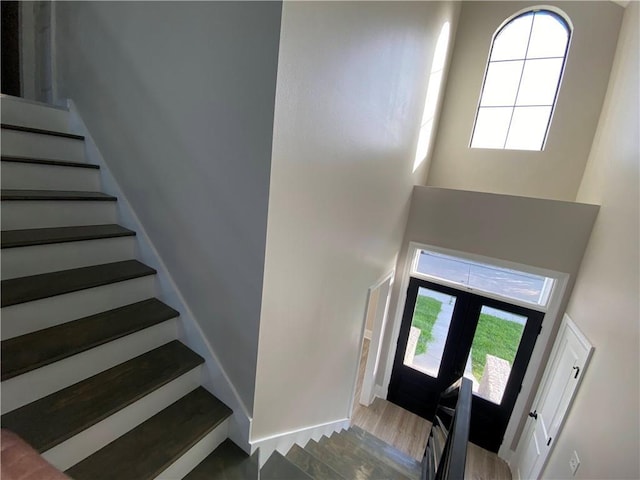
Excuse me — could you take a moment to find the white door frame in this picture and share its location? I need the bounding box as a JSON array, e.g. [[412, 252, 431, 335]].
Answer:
[[512, 313, 594, 479], [358, 271, 394, 407]]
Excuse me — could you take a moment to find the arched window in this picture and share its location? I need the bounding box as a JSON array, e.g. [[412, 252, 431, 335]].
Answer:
[[470, 8, 571, 151]]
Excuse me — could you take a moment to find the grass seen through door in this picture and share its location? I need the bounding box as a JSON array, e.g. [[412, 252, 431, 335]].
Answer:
[[412, 295, 442, 356], [411, 292, 526, 382], [471, 314, 525, 381]]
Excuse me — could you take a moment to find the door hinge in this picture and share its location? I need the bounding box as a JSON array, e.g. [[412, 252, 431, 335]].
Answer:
[[538, 325, 543, 335], [572, 365, 580, 379], [547, 437, 552, 446]]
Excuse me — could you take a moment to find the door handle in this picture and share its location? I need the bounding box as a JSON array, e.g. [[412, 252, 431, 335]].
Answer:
[[528, 410, 538, 420]]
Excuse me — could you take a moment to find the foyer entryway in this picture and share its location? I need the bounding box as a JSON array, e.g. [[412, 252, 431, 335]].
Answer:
[[353, 338, 512, 478]]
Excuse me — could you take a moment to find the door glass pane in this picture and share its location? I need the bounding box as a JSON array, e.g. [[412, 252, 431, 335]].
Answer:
[[403, 287, 457, 378], [464, 306, 527, 404]]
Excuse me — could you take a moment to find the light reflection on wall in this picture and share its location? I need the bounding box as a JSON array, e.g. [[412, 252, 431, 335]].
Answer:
[[413, 22, 450, 172]]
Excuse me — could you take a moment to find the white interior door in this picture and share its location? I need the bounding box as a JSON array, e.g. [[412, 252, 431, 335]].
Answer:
[[514, 314, 593, 479]]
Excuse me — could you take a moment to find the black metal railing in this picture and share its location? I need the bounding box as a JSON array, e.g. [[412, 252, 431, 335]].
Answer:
[[422, 377, 472, 480]]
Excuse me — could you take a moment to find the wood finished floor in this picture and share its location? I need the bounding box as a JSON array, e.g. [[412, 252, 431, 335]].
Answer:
[[351, 339, 512, 480]]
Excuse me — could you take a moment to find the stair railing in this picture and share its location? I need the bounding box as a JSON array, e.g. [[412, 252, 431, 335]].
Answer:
[[422, 377, 472, 480]]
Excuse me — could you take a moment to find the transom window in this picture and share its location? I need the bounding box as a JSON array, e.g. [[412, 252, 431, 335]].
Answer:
[[470, 9, 571, 151], [412, 249, 555, 308]]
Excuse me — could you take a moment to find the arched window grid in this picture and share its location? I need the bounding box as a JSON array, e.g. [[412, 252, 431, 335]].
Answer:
[[470, 8, 572, 151]]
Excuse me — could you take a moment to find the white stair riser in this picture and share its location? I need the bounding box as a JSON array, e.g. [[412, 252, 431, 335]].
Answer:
[[156, 419, 230, 480], [42, 367, 203, 472], [1, 200, 118, 229], [1, 96, 71, 132], [1, 319, 179, 414], [1, 237, 136, 280], [1, 129, 86, 162], [1, 162, 101, 191], [1, 276, 157, 340]]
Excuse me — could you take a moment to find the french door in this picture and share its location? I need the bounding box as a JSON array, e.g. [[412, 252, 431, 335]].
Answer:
[[388, 277, 544, 452]]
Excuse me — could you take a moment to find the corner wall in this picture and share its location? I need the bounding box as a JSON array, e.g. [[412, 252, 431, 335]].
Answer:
[[252, 1, 460, 443], [54, 1, 282, 413], [542, 3, 639, 478], [425, 1, 623, 201]]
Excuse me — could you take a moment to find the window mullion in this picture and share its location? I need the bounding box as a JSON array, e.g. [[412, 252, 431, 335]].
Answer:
[[503, 11, 536, 149]]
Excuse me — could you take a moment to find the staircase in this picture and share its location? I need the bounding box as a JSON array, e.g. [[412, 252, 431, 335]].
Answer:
[[184, 426, 422, 480], [1, 96, 424, 479], [0, 96, 238, 478]]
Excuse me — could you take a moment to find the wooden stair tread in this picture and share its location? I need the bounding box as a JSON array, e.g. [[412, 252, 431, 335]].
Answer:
[[184, 439, 258, 480], [66, 387, 232, 480], [1, 189, 116, 201], [307, 437, 410, 480], [286, 443, 347, 480], [1, 298, 179, 380], [1, 155, 99, 169], [344, 426, 422, 479], [261, 451, 313, 480], [1, 340, 203, 452], [1, 123, 84, 140], [1, 260, 156, 307], [1, 224, 135, 248]]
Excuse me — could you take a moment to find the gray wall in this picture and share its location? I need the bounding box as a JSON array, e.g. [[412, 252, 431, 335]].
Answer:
[[252, 1, 460, 441], [426, 1, 623, 201], [544, 3, 639, 478], [55, 1, 282, 412]]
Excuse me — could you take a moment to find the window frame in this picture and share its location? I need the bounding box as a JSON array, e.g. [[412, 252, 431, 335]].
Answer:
[[409, 246, 557, 312], [469, 7, 573, 151]]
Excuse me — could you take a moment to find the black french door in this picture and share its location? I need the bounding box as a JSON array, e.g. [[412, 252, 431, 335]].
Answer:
[[388, 277, 544, 452]]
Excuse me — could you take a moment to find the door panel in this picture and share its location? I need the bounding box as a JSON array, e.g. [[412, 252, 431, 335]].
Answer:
[[389, 277, 544, 452], [513, 315, 593, 479], [388, 279, 469, 418]]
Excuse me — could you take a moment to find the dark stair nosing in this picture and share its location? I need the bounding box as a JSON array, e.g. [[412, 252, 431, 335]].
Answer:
[[1, 260, 156, 307], [2, 155, 99, 169], [1, 123, 85, 140], [1, 189, 116, 201], [65, 387, 232, 480], [1, 224, 136, 249], [286, 443, 347, 480], [261, 451, 313, 480], [184, 439, 258, 480], [1, 298, 179, 381], [342, 427, 422, 479], [0, 340, 204, 453]]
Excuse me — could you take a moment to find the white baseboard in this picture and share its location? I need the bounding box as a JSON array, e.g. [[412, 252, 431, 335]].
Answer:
[[67, 101, 253, 452], [250, 417, 350, 468]]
